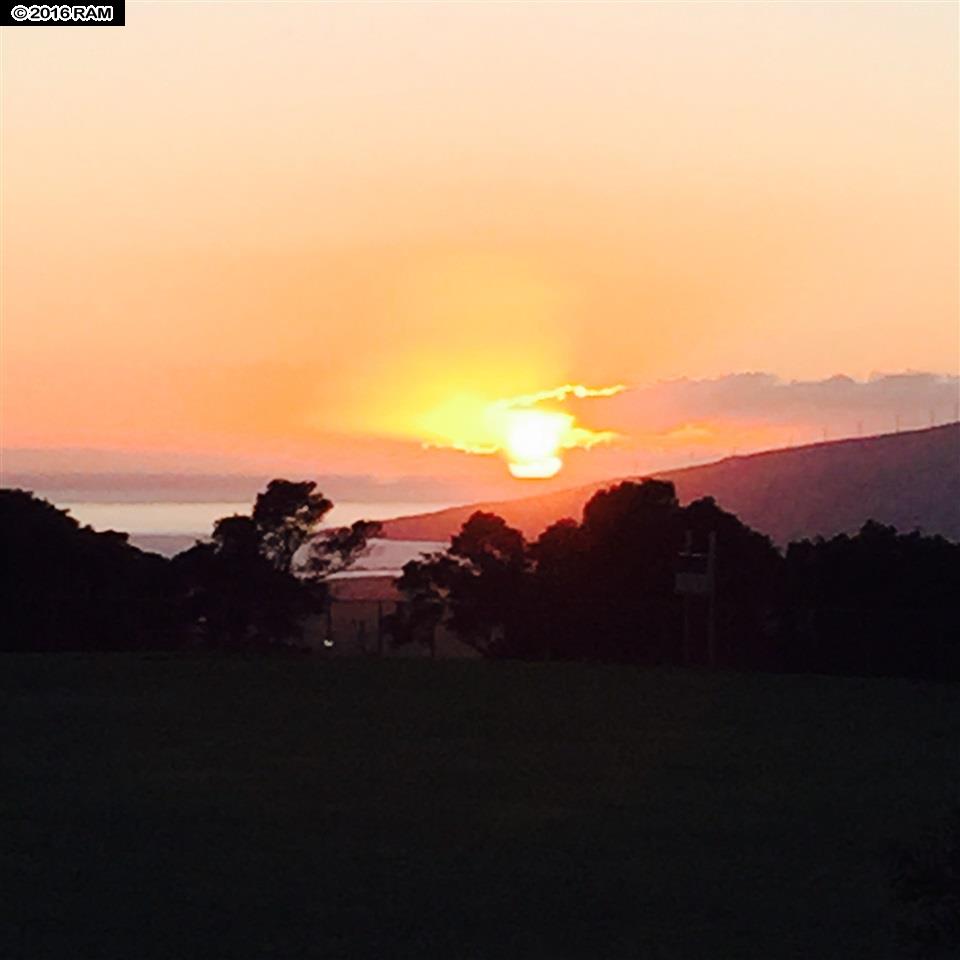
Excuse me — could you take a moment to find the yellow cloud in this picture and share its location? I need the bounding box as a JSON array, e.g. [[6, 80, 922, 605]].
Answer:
[[420, 383, 625, 478]]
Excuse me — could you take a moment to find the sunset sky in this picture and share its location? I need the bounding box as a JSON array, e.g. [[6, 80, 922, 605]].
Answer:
[[2, 1, 958, 497]]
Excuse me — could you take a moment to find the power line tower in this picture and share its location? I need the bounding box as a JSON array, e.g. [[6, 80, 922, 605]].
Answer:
[[675, 531, 717, 667]]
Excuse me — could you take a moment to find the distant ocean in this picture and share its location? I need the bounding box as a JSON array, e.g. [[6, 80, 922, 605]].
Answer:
[[61, 501, 452, 557]]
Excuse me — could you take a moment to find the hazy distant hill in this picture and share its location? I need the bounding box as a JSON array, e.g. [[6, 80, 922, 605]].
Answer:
[[380, 424, 960, 545]]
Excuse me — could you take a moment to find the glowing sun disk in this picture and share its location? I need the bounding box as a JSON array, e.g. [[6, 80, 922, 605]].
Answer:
[[504, 409, 569, 479], [416, 383, 624, 479]]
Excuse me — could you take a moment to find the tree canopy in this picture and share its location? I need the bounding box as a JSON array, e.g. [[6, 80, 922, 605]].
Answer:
[[3, 476, 956, 678], [395, 479, 958, 677]]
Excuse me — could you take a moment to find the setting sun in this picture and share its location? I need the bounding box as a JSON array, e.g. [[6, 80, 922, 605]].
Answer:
[[414, 384, 624, 480], [504, 410, 568, 479]]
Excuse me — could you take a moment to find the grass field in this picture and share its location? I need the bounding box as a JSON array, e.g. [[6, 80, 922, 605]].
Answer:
[[2, 655, 958, 959]]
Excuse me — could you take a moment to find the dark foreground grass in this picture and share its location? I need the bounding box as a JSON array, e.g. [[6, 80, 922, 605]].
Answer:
[[2, 655, 958, 959]]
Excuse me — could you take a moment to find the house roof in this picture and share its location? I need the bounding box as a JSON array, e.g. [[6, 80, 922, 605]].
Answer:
[[333, 538, 446, 574], [327, 575, 402, 602]]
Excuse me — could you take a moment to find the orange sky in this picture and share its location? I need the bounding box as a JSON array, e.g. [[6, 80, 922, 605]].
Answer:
[[2, 2, 958, 489]]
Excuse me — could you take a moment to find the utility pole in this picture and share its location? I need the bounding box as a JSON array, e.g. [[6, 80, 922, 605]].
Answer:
[[676, 531, 717, 667], [680, 531, 693, 666], [377, 601, 384, 657], [706, 532, 717, 668]]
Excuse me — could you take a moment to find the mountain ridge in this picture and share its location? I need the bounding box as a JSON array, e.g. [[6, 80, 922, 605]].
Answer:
[[379, 423, 960, 545]]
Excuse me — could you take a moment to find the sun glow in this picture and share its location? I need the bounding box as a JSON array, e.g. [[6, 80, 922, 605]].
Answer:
[[418, 383, 626, 479], [504, 409, 568, 478]]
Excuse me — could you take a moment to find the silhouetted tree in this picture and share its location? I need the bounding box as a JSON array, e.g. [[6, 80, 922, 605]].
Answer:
[[392, 551, 461, 657], [6, 475, 954, 676], [398, 482, 688, 663], [213, 514, 261, 560], [784, 522, 960, 677], [576, 480, 682, 662], [447, 511, 531, 655], [396, 512, 530, 656], [395, 481, 784, 670], [174, 482, 381, 648], [304, 519, 383, 579], [1, 489, 173, 650], [682, 496, 783, 669], [528, 518, 588, 660], [173, 519, 310, 648], [252, 479, 333, 574], [538, 485, 780, 666]]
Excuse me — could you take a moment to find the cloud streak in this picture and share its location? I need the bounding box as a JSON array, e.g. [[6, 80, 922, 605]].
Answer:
[[603, 373, 959, 439]]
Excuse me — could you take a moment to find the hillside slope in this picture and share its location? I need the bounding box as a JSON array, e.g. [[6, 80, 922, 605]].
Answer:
[[380, 423, 960, 544]]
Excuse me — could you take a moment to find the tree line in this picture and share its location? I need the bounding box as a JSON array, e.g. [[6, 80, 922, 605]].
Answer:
[[1, 481, 378, 652], [2, 478, 957, 678], [392, 479, 959, 678]]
